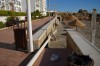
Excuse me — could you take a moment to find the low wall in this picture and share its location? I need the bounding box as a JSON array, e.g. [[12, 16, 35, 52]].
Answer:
[[0, 16, 25, 23], [66, 29, 100, 66], [33, 16, 59, 50], [66, 29, 82, 54]]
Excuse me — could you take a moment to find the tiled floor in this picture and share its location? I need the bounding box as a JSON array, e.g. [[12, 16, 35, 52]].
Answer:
[[33, 48, 71, 66], [0, 17, 53, 66]]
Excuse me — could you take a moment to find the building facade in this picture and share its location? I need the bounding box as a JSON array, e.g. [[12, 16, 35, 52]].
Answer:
[[22, 0, 47, 16], [34, 0, 47, 16], [41, 0, 47, 16], [0, 0, 22, 12]]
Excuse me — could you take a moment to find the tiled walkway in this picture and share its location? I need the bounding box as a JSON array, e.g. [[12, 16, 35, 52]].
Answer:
[[0, 17, 53, 66]]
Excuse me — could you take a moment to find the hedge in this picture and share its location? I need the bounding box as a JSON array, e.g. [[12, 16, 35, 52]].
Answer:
[[0, 22, 5, 28], [0, 10, 26, 16]]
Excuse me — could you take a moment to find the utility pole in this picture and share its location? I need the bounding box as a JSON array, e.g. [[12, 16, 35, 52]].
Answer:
[[91, 9, 97, 45], [26, 0, 33, 52], [48, 0, 50, 16]]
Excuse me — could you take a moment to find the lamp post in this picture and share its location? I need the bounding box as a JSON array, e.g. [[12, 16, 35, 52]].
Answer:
[[26, 0, 33, 52]]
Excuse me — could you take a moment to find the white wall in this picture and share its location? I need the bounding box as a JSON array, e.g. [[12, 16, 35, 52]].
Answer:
[[0, 17, 7, 23], [21, 0, 35, 12], [0, 16, 25, 23]]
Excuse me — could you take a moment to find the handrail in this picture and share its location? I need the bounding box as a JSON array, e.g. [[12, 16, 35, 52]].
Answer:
[[26, 16, 58, 66], [26, 36, 51, 66]]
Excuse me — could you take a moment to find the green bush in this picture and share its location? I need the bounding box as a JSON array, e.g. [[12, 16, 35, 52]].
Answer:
[[46, 12, 49, 17], [0, 10, 26, 16], [5, 16, 15, 27], [15, 12, 26, 16], [0, 10, 8, 16], [0, 22, 5, 28], [6, 16, 15, 22], [31, 10, 42, 18], [5, 16, 26, 27]]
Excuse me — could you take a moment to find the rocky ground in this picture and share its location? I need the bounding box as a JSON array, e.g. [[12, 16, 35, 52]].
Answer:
[[48, 21, 67, 48]]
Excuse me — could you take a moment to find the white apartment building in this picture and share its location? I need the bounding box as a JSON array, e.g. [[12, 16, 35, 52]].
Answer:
[[34, 0, 47, 16], [0, 0, 22, 12], [41, 0, 47, 16], [22, 0, 47, 16]]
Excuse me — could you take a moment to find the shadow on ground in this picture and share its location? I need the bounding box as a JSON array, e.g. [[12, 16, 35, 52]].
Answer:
[[0, 42, 15, 50], [19, 50, 38, 66]]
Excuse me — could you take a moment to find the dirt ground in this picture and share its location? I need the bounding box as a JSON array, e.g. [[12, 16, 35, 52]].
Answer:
[[49, 20, 100, 49], [48, 21, 67, 48], [48, 19, 100, 50]]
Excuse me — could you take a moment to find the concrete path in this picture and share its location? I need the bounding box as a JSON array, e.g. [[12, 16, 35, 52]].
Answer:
[[0, 17, 53, 66]]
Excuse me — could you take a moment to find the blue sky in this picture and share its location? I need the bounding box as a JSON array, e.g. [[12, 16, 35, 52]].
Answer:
[[47, 0, 100, 13]]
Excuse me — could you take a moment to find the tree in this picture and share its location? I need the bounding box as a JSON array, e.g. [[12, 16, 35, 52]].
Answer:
[[31, 10, 42, 18]]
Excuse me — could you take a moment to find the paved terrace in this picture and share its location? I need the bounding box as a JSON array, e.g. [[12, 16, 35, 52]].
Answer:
[[0, 17, 53, 66], [32, 21, 70, 66]]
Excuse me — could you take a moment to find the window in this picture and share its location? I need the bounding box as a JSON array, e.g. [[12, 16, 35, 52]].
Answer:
[[19, 1, 21, 5], [2, 2, 4, 6], [14, 0, 16, 4], [19, 7, 21, 12], [16, 0, 18, 4], [14, 6, 16, 11], [0, 1, 1, 5]]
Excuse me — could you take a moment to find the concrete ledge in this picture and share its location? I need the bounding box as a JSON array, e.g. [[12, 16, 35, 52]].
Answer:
[[41, 17, 57, 35], [33, 30, 47, 49], [33, 17, 57, 50], [66, 29, 100, 66]]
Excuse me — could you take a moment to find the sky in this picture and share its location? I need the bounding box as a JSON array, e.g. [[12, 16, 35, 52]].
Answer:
[[47, 0, 100, 13]]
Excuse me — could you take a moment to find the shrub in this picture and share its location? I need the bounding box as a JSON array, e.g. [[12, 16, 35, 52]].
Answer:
[[5, 16, 26, 27], [15, 12, 26, 16], [0, 10, 26, 16], [6, 16, 15, 22], [0, 10, 8, 16], [46, 12, 49, 16], [5, 16, 15, 27], [31, 10, 42, 18], [7, 11, 15, 16], [0, 22, 5, 28]]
